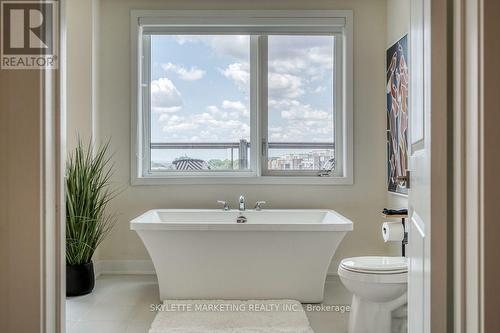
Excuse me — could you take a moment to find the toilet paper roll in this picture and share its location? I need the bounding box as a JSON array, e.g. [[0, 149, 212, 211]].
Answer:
[[382, 222, 405, 242]]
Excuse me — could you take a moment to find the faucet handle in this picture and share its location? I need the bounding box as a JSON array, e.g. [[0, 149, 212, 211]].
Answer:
[[254, 201, 266, 211], [217, 200, 230, 211]]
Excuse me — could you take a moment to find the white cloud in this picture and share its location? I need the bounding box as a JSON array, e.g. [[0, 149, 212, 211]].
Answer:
[[267, 36, 334, 83], [208, 35, 249, 61], [153, 106, 182, 114], [174, 36, 199, 45], [152, 36, 337, 144], [269, 58, 307, 74], [268, 48, 333, 78], [263, 36, 335, 142], [164, 122, 199, 132], [221, 62, 250, 91], [307, 46, 334, 69], [162, 62, 206, 81], [313, 86, 326, 93], [206, 105, 232, 120], [159, 109, 250, 142], [269, 99, 329, 121], [267, 99, 333, 142], [269, 126, 283, 133], [175, 35, 249, 61], [222, 100, 249, 117], [268, 73, 304, 99], [151, 78, 182, 112], [206, 105, 220, 113]]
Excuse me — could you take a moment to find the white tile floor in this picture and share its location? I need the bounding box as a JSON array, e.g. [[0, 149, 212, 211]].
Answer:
[[66, 275, 352, 333]]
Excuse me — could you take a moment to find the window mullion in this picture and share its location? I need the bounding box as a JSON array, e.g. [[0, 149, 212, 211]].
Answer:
[[334, 33, 344, 177], [250, 35, 260, 176], [257, 35, 269, 176], [142, 34, 152, 176]]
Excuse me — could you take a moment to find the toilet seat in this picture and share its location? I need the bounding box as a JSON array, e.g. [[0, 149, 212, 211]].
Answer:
[[340, 256, 408, 274], [338, 256, 408, 284], [338, 265, 407, 283]]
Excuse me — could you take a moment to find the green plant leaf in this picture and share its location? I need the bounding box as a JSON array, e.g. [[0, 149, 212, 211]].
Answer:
[[65, 139, 117, 265]]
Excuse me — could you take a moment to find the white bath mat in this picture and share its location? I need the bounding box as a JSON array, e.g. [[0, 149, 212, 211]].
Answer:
[[149, 300, 315, 333]]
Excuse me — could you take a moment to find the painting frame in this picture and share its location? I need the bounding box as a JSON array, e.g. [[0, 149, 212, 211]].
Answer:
[[386, 34, 409, 195]]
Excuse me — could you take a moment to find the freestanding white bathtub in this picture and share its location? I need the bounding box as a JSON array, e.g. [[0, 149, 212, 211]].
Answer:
[[130, 209, 353, 303]]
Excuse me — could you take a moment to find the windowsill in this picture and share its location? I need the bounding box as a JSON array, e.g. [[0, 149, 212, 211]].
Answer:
[[130, 175, 354, 186]]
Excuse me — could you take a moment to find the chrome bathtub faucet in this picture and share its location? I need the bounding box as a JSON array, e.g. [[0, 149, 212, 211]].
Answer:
[[254, 201, 266, 211], [217, 200, 230, 211], [238, 195, 245, 211]]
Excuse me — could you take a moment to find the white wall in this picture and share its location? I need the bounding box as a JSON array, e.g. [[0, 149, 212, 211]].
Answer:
[[386, 0, 411, 46], [66, 0, 95, 151], [83, 0, 390, 275], [386, 0, 410, 211], [66, 0, 103, 261]]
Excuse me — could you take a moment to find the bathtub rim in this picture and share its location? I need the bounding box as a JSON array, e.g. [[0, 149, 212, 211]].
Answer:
[[130, 209, 353, 232]]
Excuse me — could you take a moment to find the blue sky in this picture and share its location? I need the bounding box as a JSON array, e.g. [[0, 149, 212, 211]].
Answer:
[[149, 35, 334, 163]]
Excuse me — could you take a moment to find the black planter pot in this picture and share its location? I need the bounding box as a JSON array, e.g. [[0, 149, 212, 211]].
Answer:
[[66, 261, 95, 296]]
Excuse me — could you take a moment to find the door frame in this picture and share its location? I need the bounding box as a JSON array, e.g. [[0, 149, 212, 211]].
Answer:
[[453, 0, 500, 332], [428, 0, 453, 332], [408, 0, 453, 331], [43, 0, 66, 332]]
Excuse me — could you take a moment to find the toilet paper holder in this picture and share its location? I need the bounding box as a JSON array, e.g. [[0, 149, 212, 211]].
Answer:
[[382, 211, 409, 257]]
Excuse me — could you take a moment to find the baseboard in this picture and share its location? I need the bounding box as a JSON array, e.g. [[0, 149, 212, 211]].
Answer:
[[94, 259, 155, 278], [325, 273, 339, 282], [93, 259, 339, 281]]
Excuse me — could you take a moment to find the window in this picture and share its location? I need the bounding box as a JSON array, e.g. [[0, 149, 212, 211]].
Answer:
[[147, 35, 251, 172], [132, 11, 352, 184], [264, 35, 338, 175]]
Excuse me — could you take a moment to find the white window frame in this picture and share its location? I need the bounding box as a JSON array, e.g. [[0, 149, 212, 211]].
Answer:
[[130, 10, 353, 185]]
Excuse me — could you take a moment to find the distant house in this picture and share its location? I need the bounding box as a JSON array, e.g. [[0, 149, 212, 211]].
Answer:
[[172, 158, 211, 171]]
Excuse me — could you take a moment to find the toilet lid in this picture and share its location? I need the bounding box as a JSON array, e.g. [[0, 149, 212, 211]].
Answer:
[[340, 256, 408, 273]]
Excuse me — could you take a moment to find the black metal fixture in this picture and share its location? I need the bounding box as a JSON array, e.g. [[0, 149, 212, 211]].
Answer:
[[382, 208, 409, 257]]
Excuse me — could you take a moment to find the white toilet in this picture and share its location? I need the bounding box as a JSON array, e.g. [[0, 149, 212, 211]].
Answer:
[[338, 256, 408, 333]]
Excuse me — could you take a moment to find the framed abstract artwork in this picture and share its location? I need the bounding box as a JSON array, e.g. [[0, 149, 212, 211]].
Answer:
[[386, 35, 409, 195]]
